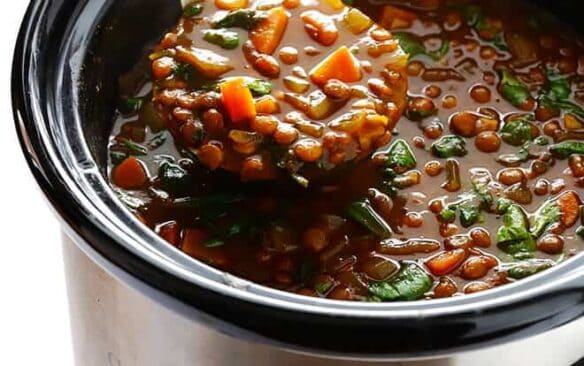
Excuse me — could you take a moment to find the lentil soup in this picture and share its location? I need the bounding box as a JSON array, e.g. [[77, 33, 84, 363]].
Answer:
[[107, 0, 584, 301]]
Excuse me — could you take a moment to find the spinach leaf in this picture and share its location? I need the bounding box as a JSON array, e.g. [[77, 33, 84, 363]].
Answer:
[[393, 33, 450, 61], [386, 139, 416, 173], [501, 259, 555, 279], [213, 9, 266, 30], [184, 2, 204, 17], [430, 135, 467, 158], [346, 199, 392, 238], [537, 74, 584, 118], [576, 226, 584, 240], [497, 204, 535, 258], [158, 161, 192, 195], [110, 151, 127, 166], [437, 183, 491, 227], [500, 115, 535, 146], [500, 70, 531, 108], [554, 100, 584, 119], [496, 141, 531, 166], [464, 4, 507, 51], [119, 97, 143, 116], [315, 280, 334, 295], [549, 141, 584, 159], [459, 202, 482, 228], [247, 79, 273, 96], [122, 139, 148, 156], [368, 263, 432, 301], [530, 199, 561, 238], [549, 77, 571, 100], [203, 29, 240, 49]]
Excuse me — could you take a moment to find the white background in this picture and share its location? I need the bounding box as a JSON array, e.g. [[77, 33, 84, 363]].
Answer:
[[1, 1, 74, 364]]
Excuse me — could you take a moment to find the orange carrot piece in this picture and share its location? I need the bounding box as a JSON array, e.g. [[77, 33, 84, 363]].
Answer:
[[425, 249, 467, 276], [220, 77, 257, 124], [215, 0, 248, 10], [250, 7, 289, 55], [379, 5, 417, 29], [557, 190, 581, 227], [111, 156, 148, 190], [309, 46, 362, 85]]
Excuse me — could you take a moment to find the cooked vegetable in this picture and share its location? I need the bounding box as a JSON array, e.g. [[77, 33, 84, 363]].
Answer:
[[530, 199, 561, 238], [497, 204, 535, 258], [459, 202, 481, 228], [119, 97, 144, 116], [441, 159, 461, 192], [496, 141, 531, 166], [213, 9, 266, 30], [431, 135, 467, 158], [175, 46, 233, 78], [203, 29, 240, 49], [184, 1, 204, 17], [549, 76, 571, 101], [112, 157, 148, 190], [158, 161, 192, 194], [499, 70, 531, 108], [379, 5, 417, 29], [247, 79, 272, 96], [346, 199, 392, 238], [344, 8, 373, 34], [215, 0, 248, 11], [557, 191, 581, 227], [386, 139, 416, 173], [393, 33, 449, 61], [549, 141, 584, 159], [500, 116, 535, 146], [309, 46, 362, 85], [122, 139, 148, 156], [368, 263, 432, 301], [501, 259, 555, 279], [250, 7, 289, 54], [220, 77, 257, 124]]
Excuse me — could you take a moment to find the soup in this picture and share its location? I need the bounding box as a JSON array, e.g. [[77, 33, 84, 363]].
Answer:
[[107, 0, 584, 301]]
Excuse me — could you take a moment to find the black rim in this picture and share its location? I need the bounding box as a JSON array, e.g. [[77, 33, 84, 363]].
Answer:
[[12, 0, 584, 358]]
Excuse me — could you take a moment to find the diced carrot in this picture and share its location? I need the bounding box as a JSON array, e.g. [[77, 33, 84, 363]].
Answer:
[[250, 7, 289, 55], [158, 221, 181, 246], [111, 156, 148, 190], [220, 77, 257, 124], [557, 190, 581, 227], [181, 228, 229, 267], [379, 5, 417, 29], [425, 249, 467, 276], [283, 0, 300, 9], [309, 46, 362, 85], [215, 0, 248, 10]]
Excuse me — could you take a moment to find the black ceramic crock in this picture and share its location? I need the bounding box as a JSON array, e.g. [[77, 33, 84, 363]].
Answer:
[[11, 0, 584, 360]]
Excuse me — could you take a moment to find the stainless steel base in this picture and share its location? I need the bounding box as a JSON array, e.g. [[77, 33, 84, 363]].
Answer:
[[62, 233, 584, 365]]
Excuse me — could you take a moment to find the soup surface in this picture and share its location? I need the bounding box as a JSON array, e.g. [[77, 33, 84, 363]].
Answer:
[[108, 0, 584, 301]]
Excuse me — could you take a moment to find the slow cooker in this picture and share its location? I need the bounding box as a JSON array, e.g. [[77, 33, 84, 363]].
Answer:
[[12, 0, 584, 364]]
